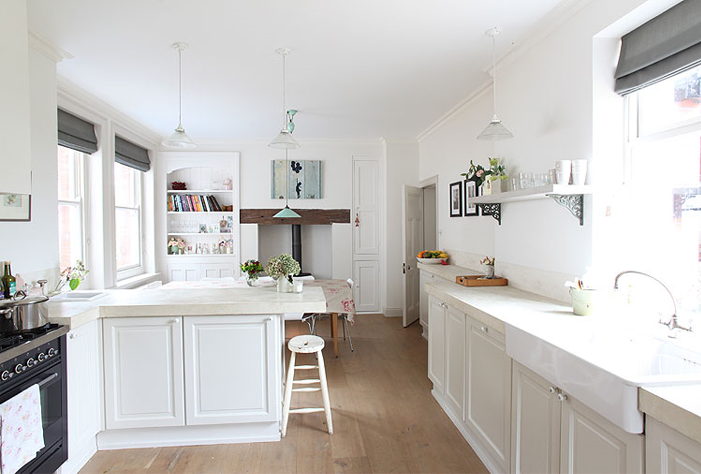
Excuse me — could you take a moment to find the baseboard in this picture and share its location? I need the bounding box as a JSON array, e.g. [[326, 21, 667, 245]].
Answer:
[[96, 422, 280, 449], [431, 390, 504, 474], [56, 442, 97, 474], [383, 307, 402, 317]]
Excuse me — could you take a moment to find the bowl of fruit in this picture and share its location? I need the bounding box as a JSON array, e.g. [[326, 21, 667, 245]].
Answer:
[[416, 250, 449, 265]]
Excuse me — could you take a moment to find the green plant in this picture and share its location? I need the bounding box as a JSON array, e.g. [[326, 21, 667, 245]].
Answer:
[[265, 254, 301, 283], [487, 157, 508, 181], [240, 259, 264, 280], [53, 260, 89, 293], [460, 159, 487, 187]]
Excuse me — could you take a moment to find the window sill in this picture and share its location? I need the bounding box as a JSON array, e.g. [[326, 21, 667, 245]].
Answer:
[[115, 272, 161, 289]]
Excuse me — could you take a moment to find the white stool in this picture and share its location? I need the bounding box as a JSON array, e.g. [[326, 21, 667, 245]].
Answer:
[[281, 335, 333, 437]]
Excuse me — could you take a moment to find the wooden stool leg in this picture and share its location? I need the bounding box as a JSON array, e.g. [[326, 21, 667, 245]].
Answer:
[[281, 351, 296, 437], [316, 349, 333, 434]]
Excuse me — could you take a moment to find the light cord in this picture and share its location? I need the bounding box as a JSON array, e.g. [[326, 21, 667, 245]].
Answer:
[[178, 46, 183, 129], [492, 32, 497, 117]]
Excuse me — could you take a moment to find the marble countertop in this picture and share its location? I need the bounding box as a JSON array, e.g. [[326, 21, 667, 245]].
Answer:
[[45, 287, 327, 329], [417, 262, 482, 282], [425, 278, 701, 444]]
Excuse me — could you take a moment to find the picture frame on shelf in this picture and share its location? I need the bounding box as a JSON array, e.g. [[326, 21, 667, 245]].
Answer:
[[464, 180, 479, 216], [0, 194, 31, 222], [449, 181, 463, 217]]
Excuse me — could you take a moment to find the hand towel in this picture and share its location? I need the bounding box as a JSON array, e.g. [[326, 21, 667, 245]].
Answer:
[[0, 384, 45, 474]]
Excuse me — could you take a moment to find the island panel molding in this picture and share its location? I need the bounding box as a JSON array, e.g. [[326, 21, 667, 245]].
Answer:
[[240, 208, 350, 225]]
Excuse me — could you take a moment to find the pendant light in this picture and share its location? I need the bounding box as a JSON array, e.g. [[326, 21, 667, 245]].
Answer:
[[273, 149, 301, 218], [163, 42, 196, 149], [477, 27, 513, 141], [269, 48, 300, 149]]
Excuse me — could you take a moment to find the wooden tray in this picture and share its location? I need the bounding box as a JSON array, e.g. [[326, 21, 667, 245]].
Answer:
[[456, 275, 508, 287]]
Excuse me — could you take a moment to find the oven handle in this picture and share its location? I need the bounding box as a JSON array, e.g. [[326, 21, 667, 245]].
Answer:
[[37, 372, 58, 388]]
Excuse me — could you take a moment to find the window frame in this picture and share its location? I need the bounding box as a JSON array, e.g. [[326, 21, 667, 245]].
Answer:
[[57, 146, 88, 270], [114, 161, 145, 281]]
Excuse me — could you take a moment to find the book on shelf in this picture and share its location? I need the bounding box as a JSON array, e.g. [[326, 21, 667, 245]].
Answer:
[[168, 193, 229, 212]]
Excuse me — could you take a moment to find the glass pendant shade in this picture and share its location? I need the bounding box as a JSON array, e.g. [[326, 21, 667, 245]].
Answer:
[[477, 114, 513, 141], [163, 126, 196, 148], [269, 128, 300, 149], [273, 205, 301, 218]]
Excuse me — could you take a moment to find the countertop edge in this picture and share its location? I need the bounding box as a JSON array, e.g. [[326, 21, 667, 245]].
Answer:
[[639, 386, 701, 444]]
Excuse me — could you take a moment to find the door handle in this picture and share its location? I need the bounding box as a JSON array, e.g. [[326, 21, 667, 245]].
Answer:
[[402, 263, 406, 274]]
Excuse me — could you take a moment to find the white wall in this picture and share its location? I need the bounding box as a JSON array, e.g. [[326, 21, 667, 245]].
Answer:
[[418, 0, 656, 298], [0, 48, 59, 286]]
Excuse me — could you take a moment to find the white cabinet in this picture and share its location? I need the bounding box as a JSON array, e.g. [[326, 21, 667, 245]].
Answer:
[[0, 0, 32, 195], [352, 159, 380, 256], [646, 417, 701, 474], [511, 362, 644, 474], [353, 259, 380, 312], [61, 320, 102, 474], [184, 315, 279, 425], [445, 306, 465, 416], [103, 317, 185, 429], [427, 296, 446, 395], [167, 263, 200, 281], [465, 317, 512, 473], [166, 262, 236, 282], [511, 362, 561, 474], [419, 270, 436, 338]]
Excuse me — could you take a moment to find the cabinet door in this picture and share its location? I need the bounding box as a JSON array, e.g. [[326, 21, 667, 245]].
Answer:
[[646, 417, 701, 474], [560, 395, 644, 474], [353, 259, 380, 312], [103, 317, 184, 429], [419, 271, 434, 332], [184, 315, 279, 425], [353, 159, 380, 255], [511, 362, 561, 474], [445, 306, 465, 416], [167, 263, 199, 282], [201, 263, 236, 279], [427, 296, 446, 394], [63, 320, 102, 474], [465, 318, 511, 473]]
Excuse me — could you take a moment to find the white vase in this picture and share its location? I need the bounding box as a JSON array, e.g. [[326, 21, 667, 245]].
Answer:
[[277, 276, 293, 293]]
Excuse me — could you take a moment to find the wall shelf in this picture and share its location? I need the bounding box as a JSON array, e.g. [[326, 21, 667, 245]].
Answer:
[[472, 184, 592, 226], [167, 189, 232, 194]]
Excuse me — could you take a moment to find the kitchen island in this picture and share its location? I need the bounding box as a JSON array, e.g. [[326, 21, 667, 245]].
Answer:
[[45, 286, 326, 471]]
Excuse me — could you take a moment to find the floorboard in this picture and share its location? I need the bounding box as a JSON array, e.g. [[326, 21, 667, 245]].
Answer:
[[79, 315, 488, 474]]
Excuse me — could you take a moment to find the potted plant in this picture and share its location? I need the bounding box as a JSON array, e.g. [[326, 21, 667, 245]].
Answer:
[[168, 238, 185, 255], [265, 254, 301, 293], [461, 159, 487, 188], [49, 260, 89, 296], [240, 259, 264, 286], [485, 157, 508, 194]]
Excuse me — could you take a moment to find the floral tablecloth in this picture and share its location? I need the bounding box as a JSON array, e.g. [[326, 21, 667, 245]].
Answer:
[[160, 278, 355, 322]]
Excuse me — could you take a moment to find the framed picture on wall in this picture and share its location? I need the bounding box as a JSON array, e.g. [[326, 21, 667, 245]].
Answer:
[[464, 180, 479, 216], [0, 194, 31, 222], [449, 181, 462, 217]]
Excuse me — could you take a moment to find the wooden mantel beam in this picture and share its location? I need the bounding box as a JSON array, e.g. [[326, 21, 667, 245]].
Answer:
[[240, 208, 351, 225]]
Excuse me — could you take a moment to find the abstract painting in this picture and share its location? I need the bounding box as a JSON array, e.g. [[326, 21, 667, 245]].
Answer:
[[271, 160, 323, 199]]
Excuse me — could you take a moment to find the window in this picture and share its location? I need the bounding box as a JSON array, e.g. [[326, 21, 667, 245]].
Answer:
[[57, 146, 86, 269], [624, 65, 701, 321], [114, 162, 142, 277]]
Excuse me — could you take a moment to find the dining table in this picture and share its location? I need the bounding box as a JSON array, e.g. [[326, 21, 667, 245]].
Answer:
[[160, 278, 355, 357]]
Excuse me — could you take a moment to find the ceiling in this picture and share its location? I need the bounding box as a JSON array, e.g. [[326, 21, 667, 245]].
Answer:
[[27, 0, 564, 142]]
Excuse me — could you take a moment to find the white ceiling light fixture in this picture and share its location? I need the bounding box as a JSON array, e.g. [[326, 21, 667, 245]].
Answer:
[[477, 27, 513, 141], [269, 48, 300, 150], [273, 149, 302, 218], [163, 42, 196, 149]]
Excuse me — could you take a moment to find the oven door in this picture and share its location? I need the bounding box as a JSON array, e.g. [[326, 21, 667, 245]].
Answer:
[[1, 358, 68, 474]]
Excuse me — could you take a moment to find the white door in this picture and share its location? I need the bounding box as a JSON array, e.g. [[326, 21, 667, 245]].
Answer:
[[465, 318, 512, 473], [402, 185, 423, 327], [184, 315, 278, 425], [646, 417, 701, 474], [560, 394, 644, 474], [167, 263, 199, 282], [427, 296, 446, 394], [511, 362, 561, 474], [353, 259, 380, 312], [353, 159, 380, 255], [103, 317, 184, 429], [445, 306, 465, 416]]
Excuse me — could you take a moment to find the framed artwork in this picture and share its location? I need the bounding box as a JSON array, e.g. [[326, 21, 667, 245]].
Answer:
[[0, 194, 31, 222], [271, 159, 323, 199], [464, 180, 479, 216], [449, 181, 462, 217]]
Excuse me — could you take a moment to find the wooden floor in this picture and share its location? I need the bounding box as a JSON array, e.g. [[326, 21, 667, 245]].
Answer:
[[80, 315, 488, 474]]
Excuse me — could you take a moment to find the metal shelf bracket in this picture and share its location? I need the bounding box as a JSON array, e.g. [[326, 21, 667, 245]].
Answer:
[[477, 203, 501, 225], [547, 194, 584, 226]]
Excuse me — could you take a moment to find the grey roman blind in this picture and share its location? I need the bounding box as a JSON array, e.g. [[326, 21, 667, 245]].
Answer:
[[615, 0, 701, 95], [57, 109, 98, 154], [115, 136, 151, 172]]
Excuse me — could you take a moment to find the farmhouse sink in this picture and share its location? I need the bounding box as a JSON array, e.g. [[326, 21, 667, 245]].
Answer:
[[505, 323, 701, 434], [52, 291, 106, 301]]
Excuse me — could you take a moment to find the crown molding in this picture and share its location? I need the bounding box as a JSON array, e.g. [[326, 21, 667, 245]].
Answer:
[[57, 76, 161, 146], [28, 31, 73, 63], [417, 0, 595, 142], [171, 137, 385, 150]]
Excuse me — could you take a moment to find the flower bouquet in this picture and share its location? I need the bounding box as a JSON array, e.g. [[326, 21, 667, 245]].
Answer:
[[265, 254, 301, 293], [240, 259, 264, 286], [51, 260, 89, 295]]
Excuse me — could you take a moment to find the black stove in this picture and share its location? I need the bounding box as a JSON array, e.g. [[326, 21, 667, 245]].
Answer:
[[0, 323, 62, 351]]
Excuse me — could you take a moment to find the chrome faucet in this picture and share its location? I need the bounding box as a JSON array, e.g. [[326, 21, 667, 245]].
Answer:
[[613, 270, 692, 335]]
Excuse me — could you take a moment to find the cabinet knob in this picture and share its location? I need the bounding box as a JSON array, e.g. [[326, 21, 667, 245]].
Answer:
[[69, 333, 78, 339], [557, 393, 568, 402], [548, 386, 556, 394], [480, 326, 489, 333], [171, 319, 179, 324]]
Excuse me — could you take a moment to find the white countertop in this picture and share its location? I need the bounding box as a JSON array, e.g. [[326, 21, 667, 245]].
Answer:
[[45, 287, 327, 329], [640, 384, 701, 444], [417, 261, 482, 282]]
